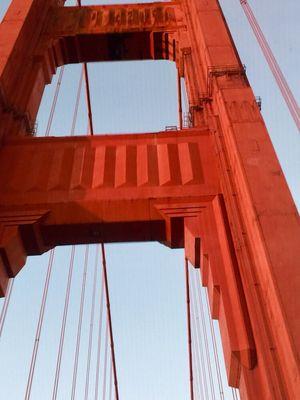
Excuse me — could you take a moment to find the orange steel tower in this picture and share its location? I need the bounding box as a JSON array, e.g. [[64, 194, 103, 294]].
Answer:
[[0, 1, 299, 398]]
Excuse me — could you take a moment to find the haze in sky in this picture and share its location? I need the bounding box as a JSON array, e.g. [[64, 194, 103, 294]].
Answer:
[[0, 1, 299, 399]]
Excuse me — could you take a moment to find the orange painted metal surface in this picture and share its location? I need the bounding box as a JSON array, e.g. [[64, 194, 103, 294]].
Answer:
[[0, 129, 218, 252], [49, 3, 184, 35], [0, 0, 299, 399]]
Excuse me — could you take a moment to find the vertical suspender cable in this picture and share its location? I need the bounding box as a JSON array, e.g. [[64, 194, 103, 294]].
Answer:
[[108, 357, 113, 400], [239, 0, 300, 131], [73, 3, 112, 394], [190, 289, 204, 400], [204, 289, 225, 400], [25, 249, 55, 400], [232, 388, 239, 400], [191, 339, 201, 400], [52, 246, 76, 400], [84, 246, 99, 400], [83, 63, 94, 135], [94, 278, 105, 400], [52, 59, 84, 399], [190, 272, 208, 400], [185, 258, 195, 400], [101, 243, 119, 400], [76, 0, 94, 136], [24, 55, 66, 398], [73, 7, 114, 399], [45, 66, 65, 137], [193, 272, 216, 399], [102, 322, 109, 400], [71, 69, 84, 136], [71, 245, 89, 400], [177, 69, 183, 130], [0, 278, 14, 338]]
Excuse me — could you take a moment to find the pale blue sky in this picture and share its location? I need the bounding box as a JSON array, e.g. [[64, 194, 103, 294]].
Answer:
[[0, 1, 299, 399]]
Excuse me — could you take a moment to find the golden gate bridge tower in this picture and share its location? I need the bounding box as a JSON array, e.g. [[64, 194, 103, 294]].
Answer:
[[0, 0, 299, 399]]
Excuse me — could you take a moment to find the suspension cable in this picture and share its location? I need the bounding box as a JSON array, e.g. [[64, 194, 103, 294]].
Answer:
[[83, 63, 94, 135], [45, 66, 65, 137], [191, 339, 202, 400], [235, 388, 240, 399], [24, 53, 67, 398], [177, 69, 183, 130], [52, 56, 85, 398], [101, 243, 119, 400], [192, 271, 216, 399], [190, 268, 208, 400], [232, 387, 239, 400], [71, 69, 84, 136], [84, 246, 99, 400], [25, 249, 55, 400], [52, 246, 76, 400], [239, 0, 300, 131], [76, 0, 94, 135], [185, 258, 195, 400], [102, 321, 109, 400], [94, 277, 105, 400], [109, 357, 113, 400], [204, 290, 225, 399], [190, 293, 204, 400], [0, 278, 14, 338], [71, 245, 89, 400]]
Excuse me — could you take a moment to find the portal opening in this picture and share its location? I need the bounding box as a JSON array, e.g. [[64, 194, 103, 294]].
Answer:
[[36, 60, 184, 136]]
